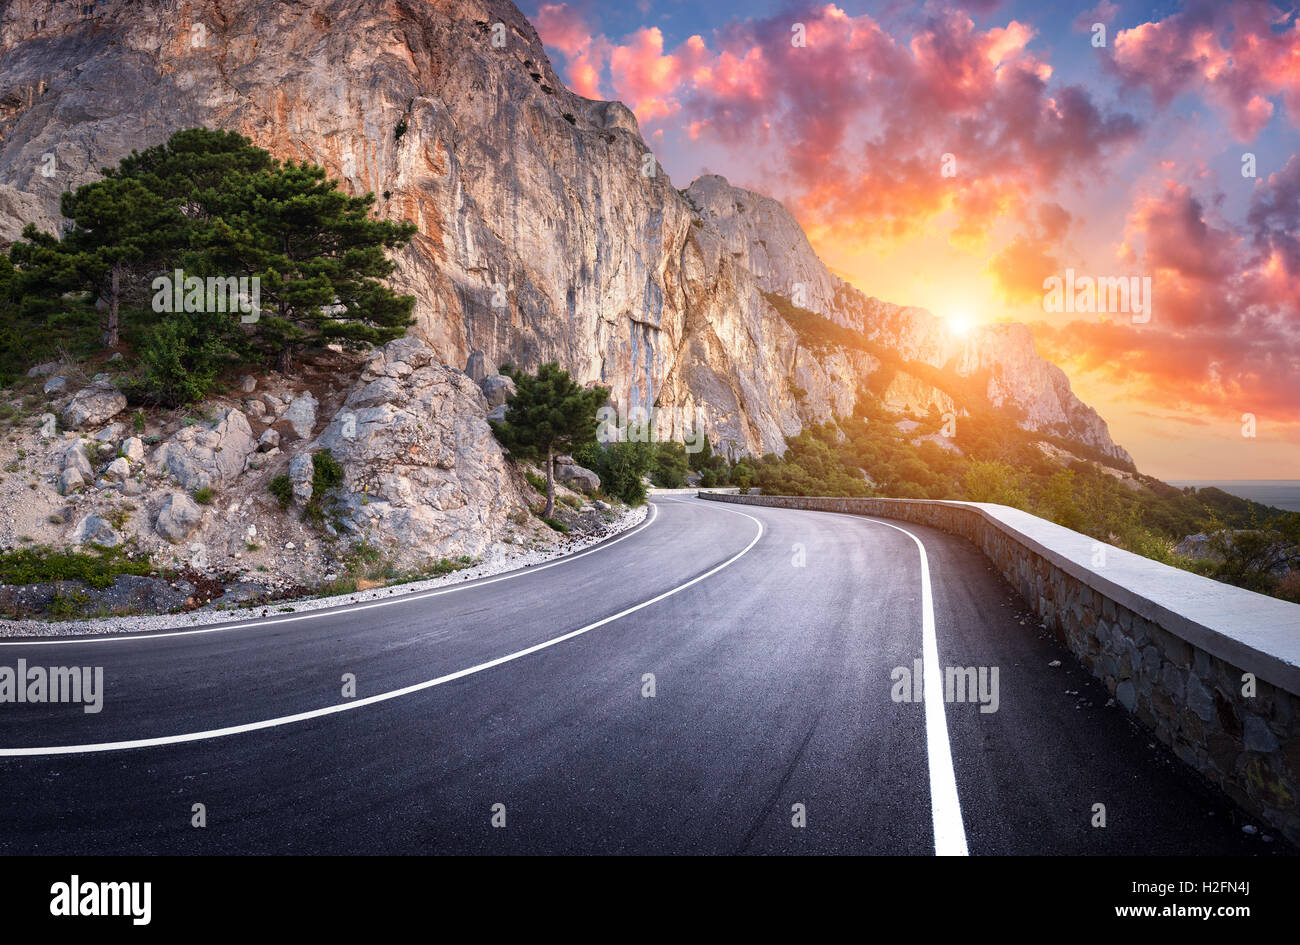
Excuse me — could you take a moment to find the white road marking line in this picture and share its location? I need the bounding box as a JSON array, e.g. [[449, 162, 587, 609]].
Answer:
[[696, 498, 969, 855], [0, 505, 764, 756], [0, 503, 660, 647], [858, 517, 969, 856]]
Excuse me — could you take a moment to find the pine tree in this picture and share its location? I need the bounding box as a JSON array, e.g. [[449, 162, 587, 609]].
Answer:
[[490, 363, 609, 517], [10, 176, 182, 346], [200, 159, 417, 372], [9, 128, 418, 381]]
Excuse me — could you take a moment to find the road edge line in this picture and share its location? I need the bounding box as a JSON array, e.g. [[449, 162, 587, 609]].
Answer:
[[0, 505, 764, 755]]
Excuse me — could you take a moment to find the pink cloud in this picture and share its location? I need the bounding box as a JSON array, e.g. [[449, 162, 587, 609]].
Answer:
[[1113, 1, 1300, 140]]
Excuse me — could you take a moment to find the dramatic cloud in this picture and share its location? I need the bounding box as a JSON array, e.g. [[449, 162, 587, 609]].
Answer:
[[1113, 0, 1300, 140], [1036, 171, 1300, 425], [1248, 152, 1300, 278], [1035, 318, 1300, 425]]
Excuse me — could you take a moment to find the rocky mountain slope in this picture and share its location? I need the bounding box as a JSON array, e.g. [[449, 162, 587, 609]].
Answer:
[[0, 337, 629, 618], [0, 0, 1130, 464]]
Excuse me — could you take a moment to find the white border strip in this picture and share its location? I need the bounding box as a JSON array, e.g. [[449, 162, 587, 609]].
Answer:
[[0, 503, 661, 646], [0, 503, 764, 756], [857, 517, 969, 856]]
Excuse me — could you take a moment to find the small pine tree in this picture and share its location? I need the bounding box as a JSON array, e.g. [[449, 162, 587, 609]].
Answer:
[[200, 158, 417, 372], [10, 177, 183, 346], [489, 362, 608, 517]]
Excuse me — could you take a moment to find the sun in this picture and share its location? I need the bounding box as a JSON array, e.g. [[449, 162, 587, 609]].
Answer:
[[947, 311, 975, 338]]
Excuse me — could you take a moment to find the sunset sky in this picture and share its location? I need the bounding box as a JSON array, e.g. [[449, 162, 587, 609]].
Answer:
[[525, 0, 1300, 481]]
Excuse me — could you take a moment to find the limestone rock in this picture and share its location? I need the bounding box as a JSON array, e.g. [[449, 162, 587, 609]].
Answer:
[[71, 514, 120, 547], [62, 442, 93, 479], [151, 409, 257, 490], [103, 457, 130, 482], [282, 391, 318, 439], [288, 452, 314, 506], [42, 376, 67, 396], [61, 384, 126, 430], [310, 337, 531, 567], [480, 373, 516, 409], [155, 492, 204, 543], [555, 463, 600, 493], [0, 0, 1131, 466], [57, 466, 84, 495], [122, 436, 145, 462], [465, 350, 488, 384]]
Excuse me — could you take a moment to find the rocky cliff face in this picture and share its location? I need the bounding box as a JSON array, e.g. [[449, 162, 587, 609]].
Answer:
[[0, 0, 1131, 464]]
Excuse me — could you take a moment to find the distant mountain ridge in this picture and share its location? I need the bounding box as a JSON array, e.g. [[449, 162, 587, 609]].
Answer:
[[0, 0, 1131, 465]]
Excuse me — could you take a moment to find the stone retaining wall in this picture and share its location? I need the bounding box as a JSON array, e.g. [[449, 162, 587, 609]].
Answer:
[[699, 491, 1300, 844]]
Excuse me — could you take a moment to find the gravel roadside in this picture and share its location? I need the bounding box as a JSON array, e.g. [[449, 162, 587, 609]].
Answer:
[[0, 504, 650, 638]]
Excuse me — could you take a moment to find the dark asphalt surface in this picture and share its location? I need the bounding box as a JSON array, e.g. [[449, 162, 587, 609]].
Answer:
[[0, 496, 1288, 855]]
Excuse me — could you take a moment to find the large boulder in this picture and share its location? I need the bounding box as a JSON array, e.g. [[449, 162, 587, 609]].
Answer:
[[480, 373, 516, 409], [26, 361, 60, 378], [155, 492, 204, 543], [122, 436, 145, 462], [61, 383, 126, 429], [151, 408, 257, 490], [62, 442, 93, 479], [281, 391, 318, 439], [310, 337, 531, 566], [103, 457, 131, 482], [70, 514, 120, 547], [57, 467, 84, 495], [555, 463, 600, 493]]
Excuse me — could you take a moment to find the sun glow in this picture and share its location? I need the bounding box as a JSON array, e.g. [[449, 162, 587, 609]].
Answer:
[[946, 311, 975, 338]]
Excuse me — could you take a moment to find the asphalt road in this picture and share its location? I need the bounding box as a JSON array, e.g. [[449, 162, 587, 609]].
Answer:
[[0, 497, 1286, 855]]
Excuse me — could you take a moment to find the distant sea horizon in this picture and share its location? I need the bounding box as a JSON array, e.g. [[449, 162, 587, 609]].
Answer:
[[1164, 480, 1300, 513]]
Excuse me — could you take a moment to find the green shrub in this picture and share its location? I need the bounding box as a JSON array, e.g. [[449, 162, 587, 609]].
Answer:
[[524, 470, 547, 493], [269, 474, 293, 509], [0, 544, 152, 589], [650, 441, 690, 488], [304, 449, 344, 523], [191, 486, 214, 504], [136, 313, 233, 406], [540, 515, 569, 533], [574, 439, 653, 505], [312, 449, 343, 491]]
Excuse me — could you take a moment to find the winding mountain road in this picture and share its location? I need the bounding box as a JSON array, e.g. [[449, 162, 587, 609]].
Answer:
[[0, 497, 1278, 854]]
